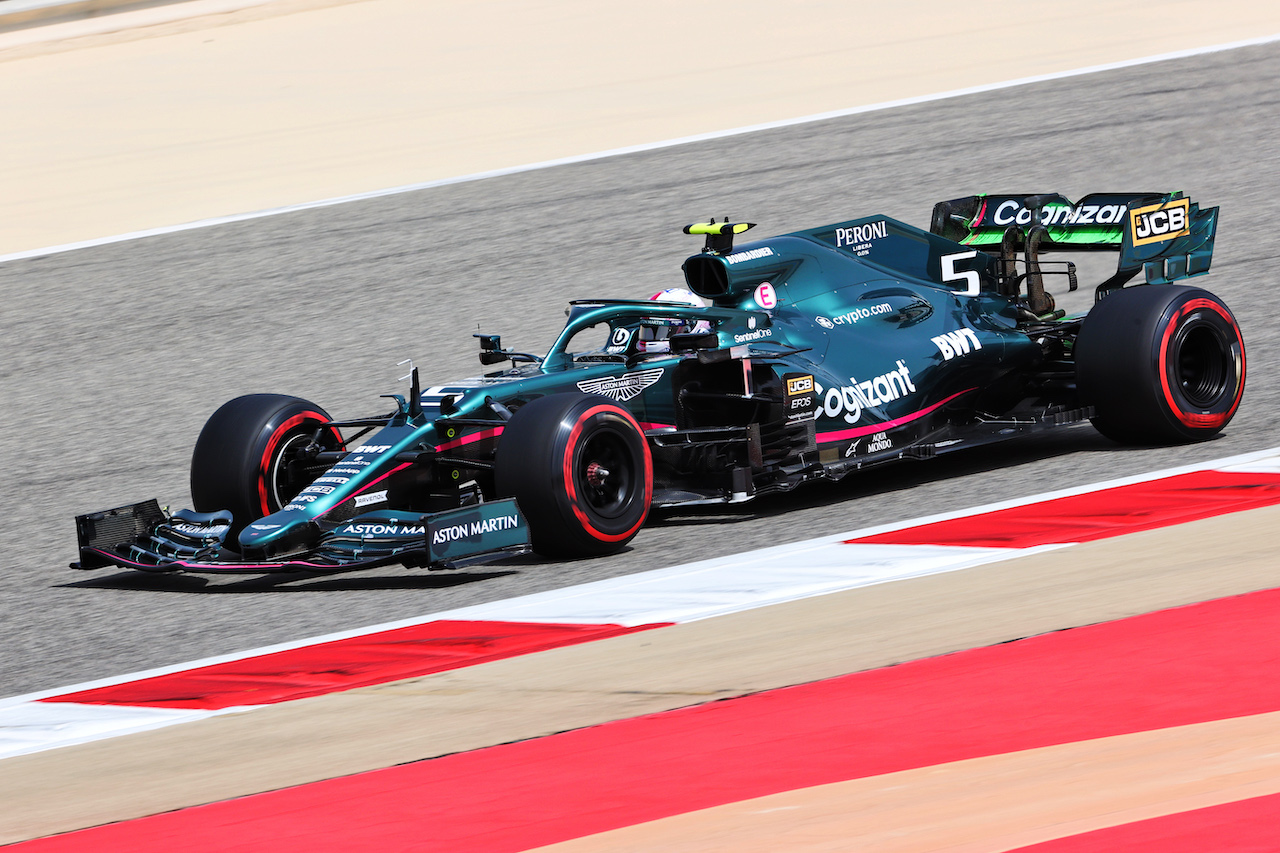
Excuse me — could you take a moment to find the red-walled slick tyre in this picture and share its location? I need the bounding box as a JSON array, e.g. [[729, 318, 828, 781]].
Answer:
[[1076, 285, 1245, 444], [190, 394, 344, 535], [496, 393, 653, 557]]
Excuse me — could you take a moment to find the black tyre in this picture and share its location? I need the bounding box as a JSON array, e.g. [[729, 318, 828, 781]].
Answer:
[[1076, 286, 1245, 444], [495, 393, 652, 557], [190, 394, 344, 534]]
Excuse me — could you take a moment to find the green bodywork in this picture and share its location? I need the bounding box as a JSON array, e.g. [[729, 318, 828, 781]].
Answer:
[[242, 192, 1221, 559], [78, 191, 1223, 573]]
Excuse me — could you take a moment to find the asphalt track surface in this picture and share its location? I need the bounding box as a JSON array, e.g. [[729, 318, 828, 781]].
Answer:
[[3, 40, 1280, 698]]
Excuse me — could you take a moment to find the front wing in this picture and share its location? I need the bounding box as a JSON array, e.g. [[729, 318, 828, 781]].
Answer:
[[72, 499, 531, 574]]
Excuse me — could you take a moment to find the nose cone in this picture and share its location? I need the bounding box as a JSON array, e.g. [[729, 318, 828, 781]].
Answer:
[[237, 514, 318, 559]]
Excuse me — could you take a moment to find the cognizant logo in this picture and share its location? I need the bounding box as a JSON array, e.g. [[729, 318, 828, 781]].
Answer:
[[819, 360, 916, 424]]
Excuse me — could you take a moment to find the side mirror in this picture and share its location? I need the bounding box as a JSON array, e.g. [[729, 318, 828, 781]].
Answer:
[[475, 333, 509, 365]]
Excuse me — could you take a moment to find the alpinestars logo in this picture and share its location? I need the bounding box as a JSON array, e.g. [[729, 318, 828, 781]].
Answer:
[[577, 368, 664, 402]]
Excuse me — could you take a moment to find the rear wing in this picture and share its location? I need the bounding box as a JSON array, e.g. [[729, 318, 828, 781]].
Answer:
[[930, 192, 1219, 290]]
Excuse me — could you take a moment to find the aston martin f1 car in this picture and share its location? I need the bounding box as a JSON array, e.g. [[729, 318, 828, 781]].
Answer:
[[74, 191, 1243, 574]]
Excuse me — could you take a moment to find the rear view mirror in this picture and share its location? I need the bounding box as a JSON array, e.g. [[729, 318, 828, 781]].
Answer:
[[475, 333, 510, 365]]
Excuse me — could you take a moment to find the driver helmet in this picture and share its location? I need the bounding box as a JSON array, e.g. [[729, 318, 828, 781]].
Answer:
[[642, 288, 712, 342]]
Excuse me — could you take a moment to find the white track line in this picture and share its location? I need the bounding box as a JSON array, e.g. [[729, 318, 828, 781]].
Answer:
[[2, 446, 1278, 760], [0, 704, 250, 760], [3, 33, 1277, 266], [6, 443, 1274, 706]]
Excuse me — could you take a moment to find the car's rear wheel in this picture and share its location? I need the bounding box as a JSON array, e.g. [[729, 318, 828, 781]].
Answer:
[[190, 394, 344, 536], [1076, 285, 1245, 444], [495, 393, 652, 557]]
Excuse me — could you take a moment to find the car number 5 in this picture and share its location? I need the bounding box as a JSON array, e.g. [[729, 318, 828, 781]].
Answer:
[[941, 251, 980, 296]]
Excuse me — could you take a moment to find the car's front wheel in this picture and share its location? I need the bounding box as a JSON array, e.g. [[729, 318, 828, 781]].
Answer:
[[495, 393, 652, 557], [190, 394, 344, 535], [1076, 285, 1245, 444]]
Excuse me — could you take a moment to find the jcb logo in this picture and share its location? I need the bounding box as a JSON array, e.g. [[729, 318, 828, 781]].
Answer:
[[787, 375, 814, 395], [1130, 198, 1190, 246]]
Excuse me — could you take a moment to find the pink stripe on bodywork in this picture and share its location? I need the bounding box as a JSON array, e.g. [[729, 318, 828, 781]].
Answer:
[[816, 389, 973, 444], [435, 427, 504, 452]]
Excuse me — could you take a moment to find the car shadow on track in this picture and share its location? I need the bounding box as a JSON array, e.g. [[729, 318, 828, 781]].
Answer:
[[59, 568, 522, 594], [649, 428, 1127, 527], [58, 429, 1182, 591]]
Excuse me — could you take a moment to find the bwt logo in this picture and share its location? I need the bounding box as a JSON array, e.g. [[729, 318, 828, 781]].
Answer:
[[931, 328, 982, 361], [1130, 198, 1190, 246]]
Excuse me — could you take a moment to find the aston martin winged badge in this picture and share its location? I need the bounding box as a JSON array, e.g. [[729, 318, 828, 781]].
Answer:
[[576, 368, 664, 402]]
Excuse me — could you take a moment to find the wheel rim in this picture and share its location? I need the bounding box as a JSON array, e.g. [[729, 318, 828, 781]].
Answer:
[[1175, 323, 1232, 409], [574, 427, 637, 520], [265, 432, 315, 512]]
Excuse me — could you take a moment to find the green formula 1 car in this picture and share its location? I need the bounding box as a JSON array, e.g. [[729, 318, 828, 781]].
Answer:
[[73, 191, 1242, 574]]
